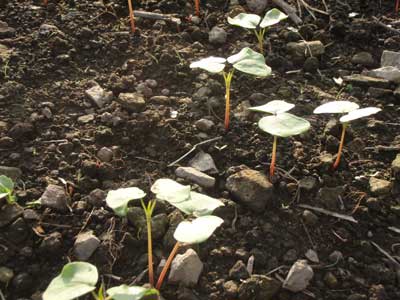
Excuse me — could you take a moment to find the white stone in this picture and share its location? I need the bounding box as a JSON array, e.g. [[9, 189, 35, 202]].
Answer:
[[367, 66, 400, 83], [175, 167, 215, 188], [381, 50, 400, 68], [189, 152, 218, 174], [85, 84, 113, 108], [74, 231, 100, 261], [209, 26, 227, 45], [168, 249, 203, 286], [283, 260, 314, 292]]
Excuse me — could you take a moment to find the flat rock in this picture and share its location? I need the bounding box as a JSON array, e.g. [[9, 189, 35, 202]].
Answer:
[[381, 50, 400, 68], [209, 26, 227, 45], [189, 151, 218, 174], [0, 203, 23, 228], [317, 186, 344, 210], [168, 249, 203, 287], [369, 177, 392, 195], [238, 275, 281, 300], [77, 114, 94, 124], [305, 249, 319, 263], [0, 21, 15, 38], [392, 154, 400, 180], [351, 52, 374, 67], [283, 260, 314, 292], [0, 166, 21, 181], [226, 168, 274, 212], [366, 66, 400, 83], [343, 74, 390, 88], [287, 41, 325, 58], [117, 92, 146, 112], [175, 167, 215, 188], [85, 84, 113, 108], [74, 231, 100, 261], [40, 184, 69, 211]]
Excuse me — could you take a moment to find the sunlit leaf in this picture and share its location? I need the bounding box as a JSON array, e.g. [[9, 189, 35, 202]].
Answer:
[[0, 175, 14, 192], [313, 101, 359, 114], [340, 107, 381, 123], [106, 187, 146, 217], [260, 8, 288, 28], [43, 262, 98, 300], [107, 285, 159, 300], [190, 56, 226, 73], [258, 113, 310, 137], [227, 13, 261, 29], [249, 100, 295, 114], [227, 47, 271, 77], [173, 216, 224, 244], [151, 178, 191, 204]]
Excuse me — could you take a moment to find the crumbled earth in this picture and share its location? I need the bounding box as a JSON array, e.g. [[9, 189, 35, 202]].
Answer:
[[1, 0, 400, 299]]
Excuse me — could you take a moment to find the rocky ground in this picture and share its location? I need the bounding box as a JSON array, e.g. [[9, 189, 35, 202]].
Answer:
[[1, 0, 400, 299]]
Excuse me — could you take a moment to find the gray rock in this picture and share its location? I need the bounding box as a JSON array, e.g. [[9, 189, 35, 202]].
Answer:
[[175, 167, 215, 188], [97, 147, 113, 162], [127, 208, 168, 240], [238, 275, 281, 300], [229, 260, 250, 280], [40, 184, 69, 212], [39, 24, 61, 36], [246, 0, 267, 14], [0, 21, 15, 38], [305, 249, 319, 263], [351, 52, 374, 66], [381, 50, 400, 68], [74, 231, 100, 261], [136, 82, 153, 97], [224, 280, 239, 298], [23, 209, 39, 221], [317, 186, 344, 210], [343, 74, 390, 88], [287, 41, 325, 59], [168, 249, 203, 286], [189, 152, 218, 174], [299, 176, 318, 192], [209, 26, 227, 45], [302, 209, 318, 226], [85, 84, 113, 108], [366, 66, 400, 83], [0, 203, 23, 227], [369, 177, 392, 195], [195, 119, 215, 132], [88, 189, 106, 207], [0, 267, 14, 283], [117, 92, 146, 112], [303, 56, 319, 73], [193, 87, 212, 101], [7, 218, 28, 244], [77, 114, 94, 124], [39, 232, 62, 254], [0, 166, 22, 181], [392, 154, 400, 180], [283, 260, 314, 292], [226, 168, 274, 212], [394, 85, 400, 99], [8, 122, 34, 140]]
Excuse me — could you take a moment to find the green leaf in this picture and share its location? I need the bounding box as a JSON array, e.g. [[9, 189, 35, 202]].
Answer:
[[227, 13, 261, 29], [260, 8, 288, 28], [258, 112, 310, 137], [0, 175, 13, 192], [151, 179, 224, 216], [227, 48, 271, 77], [106, 187, 146, 217], [249, 100, 294, 114], [173, 216, 224, 244], [107, 285, 159, 300], [190, 56, 226, 73], [43, 262, 98, 300], [340, 107, 381, 123], [313, 101, 359, 114]]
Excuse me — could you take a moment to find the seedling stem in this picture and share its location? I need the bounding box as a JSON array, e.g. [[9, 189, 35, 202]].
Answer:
[[270, 135, 277, 177], [156, 242, 181, 290], [127, 0, 136, 33], [141, 199, 157, 286], [254, 28, 266, 54], [223, 70, 234, 130], [195, 0, 200, 16], [333, 123, 347, 170]]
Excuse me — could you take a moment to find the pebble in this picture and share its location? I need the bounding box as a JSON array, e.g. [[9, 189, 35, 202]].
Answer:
[[189, 152, 218, 174], [12, 272, 33, 293], [302, 209, 319, 226], [329, 250, 343, 262], [324, 271, 338, 288], [0, 21, 15, 38], [209, 26, 227, 45], [343, 74, 390, 88], [351, 52, 375, 67], [40, 184, 69, 211], [369, 177, 392, 195], [97, 147, 113, 162], [366, 66, 400, 83], [317, 186, 344, 210], [73, 231, 100, 261], [175, 167, 215, 188], [381, 50, 400, 68], [224, 280, 238, 298], [287, 41, 325, 59], [8, 122, 34, 140], [168, 249, 203, 286], [229, 260, 250, 280], [0, 203, 24, 228], [117, 92, 146, 112], [283, 260, 314, 292], [85, 84, 113, 108], [0, 267, 14, 283], [299, 176, 318, 191], [246, 0, 267, 14], [392, 154, 400, 180], [238, 275, 281, 300], [305, 249, 319, 263], [77, 114, 94, 124], [39, 232, 62, 254], [0, 166, 22, 181], [303, 56, 319, 73], [195, 119, 215, 132], [87, 189, 106, 207]]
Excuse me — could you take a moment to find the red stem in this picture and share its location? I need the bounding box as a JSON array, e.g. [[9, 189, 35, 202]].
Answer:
[[270, 136, 277, 178], [333, 124, 347, 170], [127, 0, 136, 33], [155, 242, 180, 290], [195, 0, 200, 16]]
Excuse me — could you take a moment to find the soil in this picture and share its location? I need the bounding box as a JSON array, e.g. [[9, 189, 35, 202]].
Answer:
[[1, 0, 400, 299]]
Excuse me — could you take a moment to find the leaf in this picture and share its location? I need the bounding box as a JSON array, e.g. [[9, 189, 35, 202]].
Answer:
[[313, 101, 359, 114], [227, 13, 261, 29], [249, 100, 295, 114], [0, 175, 13, 192], [258, 113, 311, 137], [107, 285, 159, 300], [173, 215, 224, 244], [340, 107, 382, 123], [189, 56, 226, 73], [43, 262, 98, 300], [227, 47, 262, 64], [228, 47, 271, 77], [151, 179, 224, 216], [106, 187, 146, 217], [260, 8, 288, 28], [0, 193, 9, 200]]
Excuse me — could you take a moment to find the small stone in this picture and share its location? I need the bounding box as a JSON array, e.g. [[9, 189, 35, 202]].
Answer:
[[317, 186, 344, 210], [117, 92, 146, 112], [391, 154, 400, 180], [0, 21, 15, 38], [299, 176, 318, 191], [23, 209, 39, 221], [40, 184, 69, 211], [136, 82, 153, 97], [246, 0, 267, 14], [381, 50, 400, 68], [238, 275, 281, 300], [0, 166, 22, 181], [87, 189, 106, 207], [97, 147, 113, 162], [39, 232, 62, 254], [319, 152, 334, 169], [343, 74, 390, 88], [77, 114, 94, 124], [369, 177, 392, 195], [149, 95, 170, 104], [329, 250, 343, 262], [394, 86, 400, 99], [189, 152, 218, 174], [303, 56, 319, 73], [74, 231, 100, 261], [224, 280, 238, 298], [305, 249, 319, 263], [287, 41, 325, 59], [0, 266, 14, 283], [168, 249, 203, 287], [226, 168, 274, 212], [234, 100, 252, 121], [302, 210, 318, 226], [7, 218, 28, 243], [283, 260, 314, 292], [324, 272, 338, 288], [367, 66, 400, 83], [209, 26, 227, 45], [42, 107, 53, 119], [195, 119, 215, 132], [8, 122, 34, 140], [85, 84, 113, 108], [175, 167, 215, 188], [0, 203, 24, 228], [351, 52, 374, 67], [229, 260, 250, 280]]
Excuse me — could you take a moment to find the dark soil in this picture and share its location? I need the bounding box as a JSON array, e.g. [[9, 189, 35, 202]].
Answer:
[[1, 0, 400, 299]]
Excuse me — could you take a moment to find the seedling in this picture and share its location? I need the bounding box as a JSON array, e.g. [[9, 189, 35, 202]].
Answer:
[[228, 9, 288, 54], [252, 101, 310, 177], [0, 175, 16, 204], [190, 47, 271, 130], [128, 0, 136, 33], [106, 187, 156, 286], [314, 101, 381, 169], [43, 261, 159, 300]]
